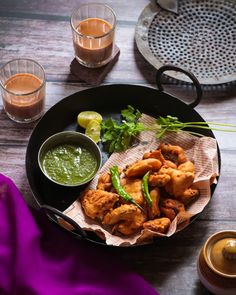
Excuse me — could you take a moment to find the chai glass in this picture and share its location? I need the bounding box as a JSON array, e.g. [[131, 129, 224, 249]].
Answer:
[[0, 58, 46, 123], [70, 3, 116, 68]]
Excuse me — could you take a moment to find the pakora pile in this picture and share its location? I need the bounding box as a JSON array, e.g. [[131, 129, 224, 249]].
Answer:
[[81, 143, 200, 237]]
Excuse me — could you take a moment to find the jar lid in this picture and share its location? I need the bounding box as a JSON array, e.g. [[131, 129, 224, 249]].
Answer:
[[204, 231, 236, 278]]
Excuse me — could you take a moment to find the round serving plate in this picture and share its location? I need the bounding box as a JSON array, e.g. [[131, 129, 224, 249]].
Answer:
[[135, 0, 236, 85]]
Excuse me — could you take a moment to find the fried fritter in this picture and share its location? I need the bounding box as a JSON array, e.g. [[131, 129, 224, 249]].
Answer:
[[143, 149, 177, 168], [159, 143, 187, 165], [143, 149, 165, 161], [143, 217, 171, 234], [120, 178, 144, 205], [125, 158, 162, 178], [103, 204, 139, 225], [97, 172, 112, 191], [178, 161, 195, 174], [147, 188, 161, 219], [163, 160, 178, 169], [81, 189, 119, 220], [148, 172, 171, 187], [165, 170, 195, 197], [158, 165, 175, 176], [115, 210, 147, 236], [160, 199, 185, 221], [176, 188, 200, 205]]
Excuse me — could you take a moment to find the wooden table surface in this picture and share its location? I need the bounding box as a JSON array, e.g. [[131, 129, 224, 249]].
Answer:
[[1, 1, 236, 294]]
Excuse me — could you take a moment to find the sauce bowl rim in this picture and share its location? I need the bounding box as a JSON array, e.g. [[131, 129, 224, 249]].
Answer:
[[37, 130, 102, 187]]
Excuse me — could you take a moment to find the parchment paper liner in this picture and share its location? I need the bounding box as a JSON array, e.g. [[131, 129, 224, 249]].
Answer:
[[63, 115, 219, 246]]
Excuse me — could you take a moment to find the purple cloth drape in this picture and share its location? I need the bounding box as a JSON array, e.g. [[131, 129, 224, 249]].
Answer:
[[0, 174, 159, 295]]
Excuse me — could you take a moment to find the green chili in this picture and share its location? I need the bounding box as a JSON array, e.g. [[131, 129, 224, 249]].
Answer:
[[109, 165, 143, 211], [142, 171, 152, 207]]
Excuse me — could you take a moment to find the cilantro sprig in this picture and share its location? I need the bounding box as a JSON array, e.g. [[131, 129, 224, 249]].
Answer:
[[101, 105, 144, 153], [101, 105, 236, 153]]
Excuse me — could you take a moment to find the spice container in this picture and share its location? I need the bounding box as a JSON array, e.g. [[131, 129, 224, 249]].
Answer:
[[198, 231, 236, 295]]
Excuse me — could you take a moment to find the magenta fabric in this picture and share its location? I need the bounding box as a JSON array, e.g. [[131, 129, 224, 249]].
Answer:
[[0, 174, 159, 295]]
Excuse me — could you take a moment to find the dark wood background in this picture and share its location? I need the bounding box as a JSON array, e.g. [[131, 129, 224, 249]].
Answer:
[[1, 1, 236, 294]]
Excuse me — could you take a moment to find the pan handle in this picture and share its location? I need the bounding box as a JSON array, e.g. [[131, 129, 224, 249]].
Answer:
[[156, 64, 203, 108], [40, 204, 87, 239]]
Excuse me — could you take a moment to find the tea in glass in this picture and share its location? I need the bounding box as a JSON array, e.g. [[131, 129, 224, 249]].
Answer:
[[71, 3, 116, 68], [0, 59, 45, 123]]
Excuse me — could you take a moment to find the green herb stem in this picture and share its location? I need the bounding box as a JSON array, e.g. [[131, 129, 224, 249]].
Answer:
[[176, 125, 236, 132], [184, 121, 236, 127]]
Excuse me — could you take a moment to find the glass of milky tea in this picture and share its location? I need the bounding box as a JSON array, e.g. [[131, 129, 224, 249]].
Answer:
[[0, 58, 46, 123], [70, 3, 116, 68]]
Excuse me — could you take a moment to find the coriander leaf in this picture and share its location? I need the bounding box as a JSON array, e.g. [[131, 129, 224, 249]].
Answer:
[[121, 105, 142, 122], [101, 106, 145, 153]]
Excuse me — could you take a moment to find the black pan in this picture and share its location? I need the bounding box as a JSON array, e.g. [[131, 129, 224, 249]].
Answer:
[[26, 65, 220, 245]]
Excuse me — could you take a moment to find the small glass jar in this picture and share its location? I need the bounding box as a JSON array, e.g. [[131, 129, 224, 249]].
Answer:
[[198, 231, 236, 295]]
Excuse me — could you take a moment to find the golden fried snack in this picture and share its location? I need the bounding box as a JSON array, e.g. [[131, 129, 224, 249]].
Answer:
[[158, 165, 175, 176], [97, 172, 112, 191], [143, 217, 171, 234], [165, 169, 195, 197], [81, 189, 119, 220], [159, 143, 187, 164], [160, 199, 185, 221], [103, 204, 139, 225], [147, 188, 161, 219], [120, 178, 144, 205], [176, 188, 200, 205], [143, 149, 177, 168], [125, 158, 162, 178], [115, 211, 147, 236], [178, 161, 195, 174], [163, 160, 178, 169], [148, 173, 171, 187], [143, 149, 165, 161]]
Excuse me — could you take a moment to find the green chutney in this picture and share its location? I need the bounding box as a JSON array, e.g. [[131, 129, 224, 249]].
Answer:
[[42, 143, 97, 185]]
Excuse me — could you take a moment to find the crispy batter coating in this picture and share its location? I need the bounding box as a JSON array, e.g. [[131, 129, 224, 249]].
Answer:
[[160, 199, 185, 221], [143, 149, 177, 168], [120, 178, 144, 205], [97, 172, 112, 191], [148, 173, 171, 187], [115, 211, 147, 236], [143, 217, 171, 234], [80, 143, 199, 238], [81, 189, 119, 220], [159, 143, 187, 164], [103, 204, 139, 225], [165, 170, 195, 197], [164, 160, 177, 169], [147, 188, 161, 219], [178, 161, 195, 174], [125, 158, 162, 178], [158, 165, 175, 176], [177, 188, 199, 205], [143, 150, 165, 161]]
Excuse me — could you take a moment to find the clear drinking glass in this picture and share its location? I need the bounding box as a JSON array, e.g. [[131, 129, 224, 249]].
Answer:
[[0, 58, 46, 123], [70, 3, 116, 68]]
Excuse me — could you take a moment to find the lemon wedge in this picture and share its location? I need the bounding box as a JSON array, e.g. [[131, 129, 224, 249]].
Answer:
[[77, 111, 103, 129], [85, 119, 101, 143]]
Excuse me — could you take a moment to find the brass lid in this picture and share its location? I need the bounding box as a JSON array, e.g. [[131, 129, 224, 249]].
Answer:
[[203, 231, 236, 278]]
